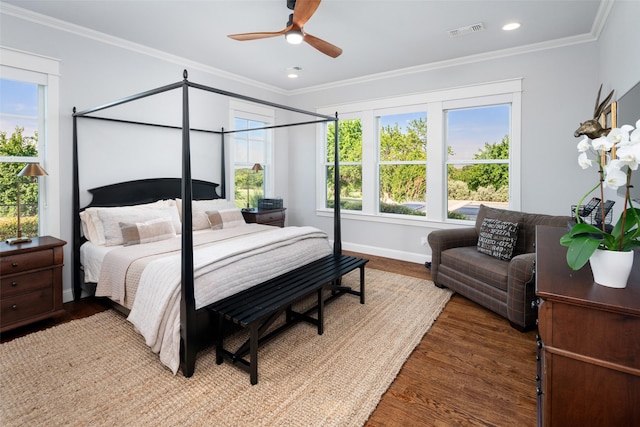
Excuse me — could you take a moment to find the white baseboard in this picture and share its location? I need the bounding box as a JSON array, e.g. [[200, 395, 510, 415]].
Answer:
[[338, 241, 432, 264]]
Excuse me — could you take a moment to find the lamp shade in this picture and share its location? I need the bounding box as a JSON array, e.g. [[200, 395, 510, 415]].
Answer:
[[18, 163, 48, 177]]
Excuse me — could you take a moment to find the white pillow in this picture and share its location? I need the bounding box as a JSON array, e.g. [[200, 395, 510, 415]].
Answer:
[[80, 200, 180, 245], [206, 208, 246, 230], [176, 199, 237, 230], [120, 217, 176, 246], [98, 206, 180, 246]]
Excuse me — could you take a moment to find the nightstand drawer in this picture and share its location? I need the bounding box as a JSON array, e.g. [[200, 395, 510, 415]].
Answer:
[[257, 210, 284, 223], [1, 249, 54, 274], [1, 269, 53, 297], [1, 288, 54, 325]]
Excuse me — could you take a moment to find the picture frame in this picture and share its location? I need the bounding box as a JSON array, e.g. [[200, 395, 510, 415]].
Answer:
[[600, 100, 617, 129]]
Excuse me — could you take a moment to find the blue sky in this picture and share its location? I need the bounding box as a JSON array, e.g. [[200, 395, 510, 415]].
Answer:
[[379, 105, 510, 160], [0, 78, 39, 137]]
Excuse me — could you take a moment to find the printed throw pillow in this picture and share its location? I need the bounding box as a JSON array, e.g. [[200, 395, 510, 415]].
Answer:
[[206, 208, 246, 230], [119, 217, 176, 246], [477, 218, 519, 261]]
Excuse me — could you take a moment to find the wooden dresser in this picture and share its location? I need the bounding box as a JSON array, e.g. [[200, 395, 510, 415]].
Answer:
[[242, 208, 286, 227], [535, 226, 640, 426], [1, 236, 66, 333]]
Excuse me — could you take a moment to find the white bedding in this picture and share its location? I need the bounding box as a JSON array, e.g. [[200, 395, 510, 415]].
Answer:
[[88, 224, 332, 374]]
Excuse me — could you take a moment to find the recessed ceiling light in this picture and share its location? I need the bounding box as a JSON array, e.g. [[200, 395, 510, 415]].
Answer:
[[502, 22, 521, 31], [287, 66, 302, 78]]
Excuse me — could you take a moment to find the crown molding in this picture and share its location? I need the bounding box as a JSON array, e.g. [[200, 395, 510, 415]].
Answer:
[[0, 2, 288, 95]]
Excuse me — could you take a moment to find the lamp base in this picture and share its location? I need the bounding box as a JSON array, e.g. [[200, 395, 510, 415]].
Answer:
[[6, 236, 32, 245]]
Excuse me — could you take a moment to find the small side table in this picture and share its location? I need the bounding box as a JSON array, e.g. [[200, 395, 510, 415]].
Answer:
[[0, 236, 67, 332], [242, 208, 286, 227]]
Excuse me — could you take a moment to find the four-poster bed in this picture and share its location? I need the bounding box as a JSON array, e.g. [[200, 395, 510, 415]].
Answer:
[[72, 70, 366, 378]]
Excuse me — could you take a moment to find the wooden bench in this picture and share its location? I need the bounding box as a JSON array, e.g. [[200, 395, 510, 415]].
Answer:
[[208, 253, 368, 385]]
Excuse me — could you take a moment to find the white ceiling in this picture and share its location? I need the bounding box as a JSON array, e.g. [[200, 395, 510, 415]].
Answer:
[[2, 0, 609, 92]]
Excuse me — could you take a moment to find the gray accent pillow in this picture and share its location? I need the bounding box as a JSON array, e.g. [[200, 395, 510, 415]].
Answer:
[[477, 218, 519, 261]]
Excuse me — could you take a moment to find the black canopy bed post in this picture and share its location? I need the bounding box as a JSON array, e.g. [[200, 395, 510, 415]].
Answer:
[[220, 129, 226, 199], [333, 112, 341, 256], [180, 71, 198, 377], [72, 108, 82, 301]]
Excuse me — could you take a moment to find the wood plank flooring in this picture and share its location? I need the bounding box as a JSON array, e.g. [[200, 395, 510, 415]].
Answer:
[[1, 252, 537, 426]]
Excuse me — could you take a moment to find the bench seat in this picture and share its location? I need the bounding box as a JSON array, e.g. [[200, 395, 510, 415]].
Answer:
[[208, 253, 368, 384]]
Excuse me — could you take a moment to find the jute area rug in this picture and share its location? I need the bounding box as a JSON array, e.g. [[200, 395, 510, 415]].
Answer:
[[0, 268, 451, 427]]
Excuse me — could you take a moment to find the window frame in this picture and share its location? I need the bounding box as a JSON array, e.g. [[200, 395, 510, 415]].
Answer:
[[316, 79, 522, 226], [229, 100, 275, 206], [0, 47, 60, 237]]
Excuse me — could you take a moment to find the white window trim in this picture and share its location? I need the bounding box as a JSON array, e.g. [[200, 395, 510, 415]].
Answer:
[[229, 99, 275, 204], [0, 47, 61, 237], [317, 78, 522, 226]]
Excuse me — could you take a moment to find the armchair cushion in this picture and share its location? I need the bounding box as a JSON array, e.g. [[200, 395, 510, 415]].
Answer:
[[477, 218, 519, 260]]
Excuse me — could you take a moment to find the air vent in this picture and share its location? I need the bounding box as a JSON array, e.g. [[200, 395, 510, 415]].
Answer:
[[448, 22, 485, 38]]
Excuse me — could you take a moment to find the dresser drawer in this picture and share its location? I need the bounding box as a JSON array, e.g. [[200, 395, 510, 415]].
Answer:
[[1, 249, 54, 274], [1, 288, 54, 326], [1, 269, 53, 297]]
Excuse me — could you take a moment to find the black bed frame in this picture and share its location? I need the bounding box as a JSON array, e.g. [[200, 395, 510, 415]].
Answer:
[[72, 70, 343, 377]]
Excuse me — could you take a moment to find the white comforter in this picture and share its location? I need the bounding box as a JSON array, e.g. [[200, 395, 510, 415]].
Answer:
[[98, 225, 332, 374]]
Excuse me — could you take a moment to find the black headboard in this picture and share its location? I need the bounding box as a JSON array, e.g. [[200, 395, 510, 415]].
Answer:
[[84, 178, 221, 208]]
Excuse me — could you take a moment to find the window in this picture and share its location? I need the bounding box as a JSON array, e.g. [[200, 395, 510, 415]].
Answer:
[[446, 103, 511, 221], [230, 101, 273, 209], [0, 79, 42, 240], [0, 48, 60, 240], [317, 79, 521, 224], [326, 118, 362, 211], [377, 110, 427, 216]]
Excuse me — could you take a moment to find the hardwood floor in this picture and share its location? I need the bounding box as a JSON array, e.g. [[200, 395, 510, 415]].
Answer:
[[1, 252, 537, 426]]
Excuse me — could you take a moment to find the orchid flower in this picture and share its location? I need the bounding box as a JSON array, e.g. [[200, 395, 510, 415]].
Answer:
[[592, 136, 614, 151], [577, 137, 591, 152], [578, 152, 593, 169], [603, 160, 627, 189]]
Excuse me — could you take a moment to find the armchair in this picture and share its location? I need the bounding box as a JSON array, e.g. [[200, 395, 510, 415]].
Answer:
[[428, 205, 571, 330]]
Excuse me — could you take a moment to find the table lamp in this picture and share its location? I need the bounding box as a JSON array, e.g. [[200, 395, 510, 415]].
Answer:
[[246, 163, 263, 209], [6, 162, 48, 245]]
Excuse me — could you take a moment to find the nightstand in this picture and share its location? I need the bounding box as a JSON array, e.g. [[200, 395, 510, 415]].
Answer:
[[1, 236, 67, 333], [242, 208, 286, 227]]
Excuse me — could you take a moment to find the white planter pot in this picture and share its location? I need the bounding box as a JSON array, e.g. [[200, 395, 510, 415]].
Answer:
[[589, 249, 634, 289]]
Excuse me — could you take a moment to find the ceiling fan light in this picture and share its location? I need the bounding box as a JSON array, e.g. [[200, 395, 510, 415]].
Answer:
[[285, 29, 304, 44]]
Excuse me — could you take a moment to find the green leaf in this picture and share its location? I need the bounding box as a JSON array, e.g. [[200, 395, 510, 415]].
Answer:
[[565, 235, 602, 270]]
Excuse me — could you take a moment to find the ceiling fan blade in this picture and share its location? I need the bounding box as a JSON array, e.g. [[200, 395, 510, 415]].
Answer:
[[292, 0, 322, 28], [228, 27, 289, 41], [303, 33, 343, 58]]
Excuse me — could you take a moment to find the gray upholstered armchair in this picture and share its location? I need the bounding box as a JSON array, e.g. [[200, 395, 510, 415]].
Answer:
[[428, 205, 571, 331]]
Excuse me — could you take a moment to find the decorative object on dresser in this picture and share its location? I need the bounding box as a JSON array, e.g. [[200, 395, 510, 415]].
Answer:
[[242, 207, 286, 227], [6, 162, 48, 245], [536, 226, 640, 426], [428, 204, 571, 331], [1, 236, 66, 332], [562, 86, 640, 287]]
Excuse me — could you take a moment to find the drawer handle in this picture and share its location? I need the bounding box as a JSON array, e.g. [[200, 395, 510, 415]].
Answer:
[[12, 262, 19, 268], [11, 304, 17, 310], [11, 281, 18, 287]]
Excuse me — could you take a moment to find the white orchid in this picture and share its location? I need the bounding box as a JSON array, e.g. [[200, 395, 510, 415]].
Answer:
[[592, 136, 614, 151], [562, 118, 640, 271], [578, 151, 593, 169], [577, 137, 591, 152], [603, 159, 627, 189]]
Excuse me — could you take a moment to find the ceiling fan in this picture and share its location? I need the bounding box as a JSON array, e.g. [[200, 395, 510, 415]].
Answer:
[[227, 0, 343, 58]]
